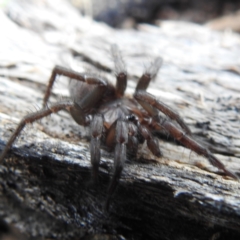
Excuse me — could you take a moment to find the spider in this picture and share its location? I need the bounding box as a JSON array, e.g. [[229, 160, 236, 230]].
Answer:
[[0, 45, 237, 209]]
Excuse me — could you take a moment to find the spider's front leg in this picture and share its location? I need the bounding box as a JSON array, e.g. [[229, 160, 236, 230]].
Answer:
[[105, 119, 128, 210], [90, 114, 104, 183]]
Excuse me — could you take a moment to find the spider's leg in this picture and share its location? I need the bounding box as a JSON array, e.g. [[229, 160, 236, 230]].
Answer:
[[43, 66, 107, 107], [136, 57, 162, 91], [111, 44, 127, 97], [161, 120, 238, 179], [105, 119, 128, 210], [139, 124, 162, 157], [126, 121, 139, 159], [127, 135, 138, 159], [90, 114, 103, 183], [134, 91, 192, 135], [0, 101, 74, 163]]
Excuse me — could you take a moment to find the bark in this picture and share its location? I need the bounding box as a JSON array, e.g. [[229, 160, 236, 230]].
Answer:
[[0, 0, 240, 239]]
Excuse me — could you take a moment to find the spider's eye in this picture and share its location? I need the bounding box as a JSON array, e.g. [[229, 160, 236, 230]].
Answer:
[[127, 114, 136, 122]]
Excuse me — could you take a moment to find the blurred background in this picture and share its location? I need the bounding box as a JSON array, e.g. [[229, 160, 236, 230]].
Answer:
[[70, 0, 240, 31]]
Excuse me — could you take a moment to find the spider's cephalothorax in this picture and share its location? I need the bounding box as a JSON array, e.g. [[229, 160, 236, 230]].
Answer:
[[0, 45, 237, 210]]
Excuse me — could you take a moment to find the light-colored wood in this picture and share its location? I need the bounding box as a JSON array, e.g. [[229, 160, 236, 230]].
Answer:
[[0, 0, 240, 239]]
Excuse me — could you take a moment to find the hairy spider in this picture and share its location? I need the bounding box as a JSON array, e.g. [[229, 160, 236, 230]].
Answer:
[[0, 45, 237, 209]]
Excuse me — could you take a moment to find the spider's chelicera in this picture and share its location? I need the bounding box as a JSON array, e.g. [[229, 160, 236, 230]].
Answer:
[[0, 45, 237, 209]]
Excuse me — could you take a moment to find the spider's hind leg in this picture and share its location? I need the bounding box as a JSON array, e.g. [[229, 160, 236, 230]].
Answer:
[[134, 91, 237, 178], [162, 120, 238, 179], [134, 91, 192, 135]]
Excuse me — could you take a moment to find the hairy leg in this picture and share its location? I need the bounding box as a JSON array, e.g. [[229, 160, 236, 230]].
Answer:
[[126, 120, 139, 159], [161, 120, 238, 179], [111, 44, 127, 97], [134, 91, 192, 135], [136, 57, 162, 91], [134, 91, 237, 179], [43, 66, 107, 107], [139, 124, 162, 157], [0, 101, 74, 163], [105, 119, 128, 210], [90, 114, 104, 183]]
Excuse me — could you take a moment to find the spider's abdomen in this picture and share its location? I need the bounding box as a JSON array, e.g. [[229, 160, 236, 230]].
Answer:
[[69, 78, 112, 111]]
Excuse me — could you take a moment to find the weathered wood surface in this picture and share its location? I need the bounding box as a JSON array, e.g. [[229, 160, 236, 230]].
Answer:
[[0, 0, 240, 239]]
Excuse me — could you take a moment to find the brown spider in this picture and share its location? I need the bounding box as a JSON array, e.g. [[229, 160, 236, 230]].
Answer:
[[0, 45, 237, 209]]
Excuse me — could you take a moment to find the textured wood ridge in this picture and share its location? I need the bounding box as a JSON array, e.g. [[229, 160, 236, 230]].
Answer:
[[0, 0, 240, 239]]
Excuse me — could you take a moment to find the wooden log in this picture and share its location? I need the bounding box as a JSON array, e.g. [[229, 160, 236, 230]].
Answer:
[[0, 0, 240, 239]]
